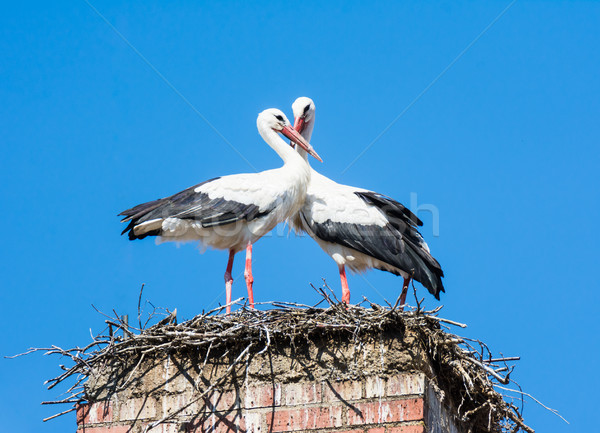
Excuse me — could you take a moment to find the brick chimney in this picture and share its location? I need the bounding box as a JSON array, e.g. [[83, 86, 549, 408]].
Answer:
[[68, 304, 527, 433], [77, 372, 458, 433]]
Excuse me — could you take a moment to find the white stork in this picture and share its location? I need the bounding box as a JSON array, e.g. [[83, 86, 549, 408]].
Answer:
[[120, 108, 322, 313], [289, 97, 444, 306]]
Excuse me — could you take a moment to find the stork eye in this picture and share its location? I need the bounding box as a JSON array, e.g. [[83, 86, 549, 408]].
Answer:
[[303, 105, 311, 114], [275, 114, 284, 122]]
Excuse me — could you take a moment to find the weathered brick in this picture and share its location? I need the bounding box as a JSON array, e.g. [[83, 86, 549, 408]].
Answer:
[[347, 398, 424, 425], [365, 377, 386, 398], [86, 401, 113, 423], [151, 424, 181, 433], [77, 403, 90, 425], [242, 412, 261, 433], [267, 406, 343, 432], [155, 395, 199, 421], [77, 427, 130, 433], [175, 393, 203, 417], [185, 418, 206, 433], [322, 379, 363, 402], [367, 428, 385, 433], [280, 382, 321, 406], [387, 425, 425, 433], [187, 412, 249, 433], [387, 374, 425, 397], [119, 397, 157, 421], [208, 390, 240, 412], [244, 383, 278, 408]]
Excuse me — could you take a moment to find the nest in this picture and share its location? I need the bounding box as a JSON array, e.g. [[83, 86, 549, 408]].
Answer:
[[14, 285, 536, 432]]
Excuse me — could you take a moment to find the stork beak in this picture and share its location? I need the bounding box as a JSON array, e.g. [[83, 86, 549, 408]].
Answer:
[[293, 116, 306, 134], [280, 124, 323, 162]]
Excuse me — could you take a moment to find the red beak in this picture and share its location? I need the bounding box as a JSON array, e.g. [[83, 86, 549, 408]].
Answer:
[[280, 125, 322, 162], [293, 116, 306, 134]]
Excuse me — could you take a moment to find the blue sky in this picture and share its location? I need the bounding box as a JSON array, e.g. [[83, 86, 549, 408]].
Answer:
[[1, 1, 598, 431]]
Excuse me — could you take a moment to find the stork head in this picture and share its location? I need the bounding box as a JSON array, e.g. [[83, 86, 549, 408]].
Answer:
[[258, 108, 293, 132], [257, 108, 322, 162], [291, 97, 315, 135]]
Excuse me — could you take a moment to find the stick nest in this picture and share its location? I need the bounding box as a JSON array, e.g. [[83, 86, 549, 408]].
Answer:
[[15, 286, 535, 433]]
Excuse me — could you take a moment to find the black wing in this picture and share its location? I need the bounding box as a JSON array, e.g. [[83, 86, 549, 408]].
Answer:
[[119, 177, 271, 240], [302, 193, 444, 299], [354, 191, 423, 227]]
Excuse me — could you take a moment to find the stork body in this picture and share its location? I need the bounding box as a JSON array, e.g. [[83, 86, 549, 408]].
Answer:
[[120, 108, 321, 312], [290, 97, 444, 305]]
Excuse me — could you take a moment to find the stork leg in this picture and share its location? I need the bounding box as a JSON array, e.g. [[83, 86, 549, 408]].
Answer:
[[339, 265, 350, 304], [399, 277, 411, 311], [224, 250, 235, 314], [244, 241, 255, 309]]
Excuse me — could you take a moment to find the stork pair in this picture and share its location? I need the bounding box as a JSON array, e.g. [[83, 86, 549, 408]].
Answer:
[[120, 98, 444, 313]]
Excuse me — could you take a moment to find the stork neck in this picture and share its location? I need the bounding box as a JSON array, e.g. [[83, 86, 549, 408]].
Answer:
[[257, 122, 306, 167]]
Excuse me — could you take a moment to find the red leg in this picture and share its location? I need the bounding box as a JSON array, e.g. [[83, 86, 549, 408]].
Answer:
[[244, 241, 255, 309], [399, 277, 411, 311], [339, 265, 350, 304], [224, 250, 235, 314]]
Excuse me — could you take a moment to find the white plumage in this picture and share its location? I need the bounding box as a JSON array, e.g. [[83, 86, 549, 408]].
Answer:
[[151, 167, 310, 249], [120, 108, 322, 312], [289, 97, 444, 305], [300, 174, 387, 226]]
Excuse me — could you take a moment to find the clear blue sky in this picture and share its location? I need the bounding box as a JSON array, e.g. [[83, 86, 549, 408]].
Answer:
[[1, 1, 598, 431]]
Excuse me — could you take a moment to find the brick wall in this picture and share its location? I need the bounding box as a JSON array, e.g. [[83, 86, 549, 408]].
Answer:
[[76, 372, 463, 433]]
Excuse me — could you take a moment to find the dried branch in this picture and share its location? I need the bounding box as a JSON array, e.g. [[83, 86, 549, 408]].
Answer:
[[12, 284, 538, 432], [495, 385, 568, 424]]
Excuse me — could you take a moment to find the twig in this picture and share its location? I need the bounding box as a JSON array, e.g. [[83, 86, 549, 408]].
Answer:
[[463, 355, 510, 384], [43, 407, 76, 422], [426, 315, 468, 328], [495, 385, 569, 424], [485, 357, 520, 363], [138, 283, 145, 329]]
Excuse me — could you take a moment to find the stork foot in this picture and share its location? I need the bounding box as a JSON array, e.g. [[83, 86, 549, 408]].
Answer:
[[224, 250, 235, 314], [244, 241, 255, 309], [398, 277, 411, 312], [339, 265, 350, 306]]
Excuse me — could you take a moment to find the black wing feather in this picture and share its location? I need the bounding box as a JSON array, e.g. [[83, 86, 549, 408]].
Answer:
[[355, 191, 423, 226], [302, 195, 445, 299], [119, 177, 271, 240]]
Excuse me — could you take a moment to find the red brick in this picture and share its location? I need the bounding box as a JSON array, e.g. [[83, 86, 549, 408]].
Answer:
[[77, 401, 113, 425], [322, 380, 363, 402], [78, 427, 130, 433], [243, 383, 278, 408], [347, 398, 424, 425], [367, 428, 385, 433], [208, 390, 240, 412], [336, 430, 363, 433], [186, 413, 247, 433], [280, 382, 321, 406], [387, 425, 425, 433], [102, 403, 114, 423], [267, 406, 343, 432], [77, 403, 90, 425]]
